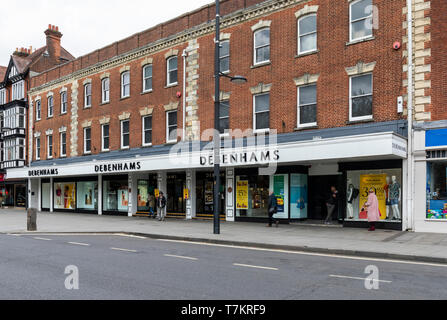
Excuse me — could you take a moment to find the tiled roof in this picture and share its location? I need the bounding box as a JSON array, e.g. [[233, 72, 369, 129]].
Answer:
[[0, 66, 7, 80]]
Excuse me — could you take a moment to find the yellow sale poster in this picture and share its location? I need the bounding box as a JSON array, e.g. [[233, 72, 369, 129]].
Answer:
[[359, 174, 387, 220], [236, 181, 249, 210]]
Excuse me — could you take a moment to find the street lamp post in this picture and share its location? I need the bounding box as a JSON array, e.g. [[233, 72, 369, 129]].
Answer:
[[213, 0, 246, 234]]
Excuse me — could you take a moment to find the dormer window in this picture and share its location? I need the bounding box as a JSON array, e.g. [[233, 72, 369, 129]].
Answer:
[[9, 66, 17, 78], [12, 81, 25, 100]]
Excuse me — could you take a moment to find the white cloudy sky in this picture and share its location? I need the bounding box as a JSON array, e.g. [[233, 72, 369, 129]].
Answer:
[[0, 0, 213, 67]]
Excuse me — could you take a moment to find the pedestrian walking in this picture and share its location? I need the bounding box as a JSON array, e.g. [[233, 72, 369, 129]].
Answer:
[[267, 190, 279, 228], [148, 193, 156, 219], [361, 188, 381, 231], [157, 192, 167, 221], [325, 186, 339, 225]]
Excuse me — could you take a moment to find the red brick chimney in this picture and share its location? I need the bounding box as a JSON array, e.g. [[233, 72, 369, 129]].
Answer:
[[45, 24, 62, 63]]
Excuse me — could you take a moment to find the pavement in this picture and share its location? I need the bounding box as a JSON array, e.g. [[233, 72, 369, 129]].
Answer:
[[1, 209, 447, 264]]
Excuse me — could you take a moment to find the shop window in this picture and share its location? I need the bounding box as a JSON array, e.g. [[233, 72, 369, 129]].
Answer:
[[77, 181, 98, 211], [236, 173, 270, 218], [346, 169, 402, 221], [350, 0, 373, 42], [137, 177, 157, 213], [196, 172, 226, 215], [103, 177, 128, 213], [41, 182, 51, 210], [426, 162, 447, 220], [54, 182, 76, 210], [166, 173, 186, 214]]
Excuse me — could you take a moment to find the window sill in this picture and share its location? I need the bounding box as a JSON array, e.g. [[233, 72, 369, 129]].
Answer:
[[346, 36, 375, 47], [165, 83, 178, 89], [253, 129, 270, 135], [251, 61, 271, 69], [83, 152, 92, 156], [59, 112, 68, 116], [346, 118, 374, 125], [84, 106, 92, 110], [294, 125, 319, 131], [121, 147, 130, 150], [100, 102, 110, 106], [142, 144, 153, 148], [295, 50, 319, 58], [141, 90, 153, 95], [165, 140, 177, 145], [120, 96, 130, 101], [101, 150, 110, 153], [47, 117, 54, 120]]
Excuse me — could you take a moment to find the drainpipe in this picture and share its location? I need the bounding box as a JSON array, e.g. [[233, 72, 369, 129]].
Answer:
[[406, 0, 414, 231], [182, 49, 187, 141]]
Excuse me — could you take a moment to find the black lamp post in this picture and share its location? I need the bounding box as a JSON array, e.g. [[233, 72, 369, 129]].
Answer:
[[213, 0, 247, 235]]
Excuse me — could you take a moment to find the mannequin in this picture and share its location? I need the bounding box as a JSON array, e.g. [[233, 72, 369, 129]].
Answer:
[[389, 176, 401, 220], [384, 176, 391, 220], [346, 178, 354, 219]]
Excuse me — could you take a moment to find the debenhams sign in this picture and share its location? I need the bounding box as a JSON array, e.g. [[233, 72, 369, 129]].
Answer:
[[28, 161, 142, 177], [200, 149, 280, 166]]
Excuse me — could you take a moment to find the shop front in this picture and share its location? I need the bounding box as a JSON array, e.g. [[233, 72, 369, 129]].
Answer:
[[102, 175, 129, 215], [166, 172, 186, 216], [0, 181, 27, 208], [196, 171, 226, 218]]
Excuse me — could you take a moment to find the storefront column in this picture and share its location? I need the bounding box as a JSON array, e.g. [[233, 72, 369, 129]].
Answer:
[[38, 178, 42, 212], [98, 174, 103, 216], [402, 159, 409, 231], [226, 168, 235, 222], [28, 179, 39, 210], [185, 170, 196, 220], [129, 173, 138, 217], [49, 177, 54, 213]]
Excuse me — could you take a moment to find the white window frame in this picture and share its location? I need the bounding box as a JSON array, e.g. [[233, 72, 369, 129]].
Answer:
[[297, 84, 318, 128], [142, 116, 153, 147], [253, 93, 270, 134], [349, 0, 373, 42], [219, 100, 230, 136], [12, 80, 25, 100], [36, 137, 41, 160], [61, 92, 67, 114], [253, 28, 270, 66], [219, 40, 230, 74], [35, 100, 41, 121], [166, 56, 178, 86], [0, 88, 6, 105], [101, 78, 110, 104], [121, 71, 130, 98], [84, 83, 92, 108], [121, 120, 130, 149], [60, 132, 67, 157], [101, 124, 110, 152], [349, 73, 373, 122], [47, 135, 53, 159], [166, 111, 178, 143], [9, 66, 17, 78], [142, 65, 153, 93], [48, 96, 54, 118], [84, 127, 92, 154], [298, 14, 318, 55]]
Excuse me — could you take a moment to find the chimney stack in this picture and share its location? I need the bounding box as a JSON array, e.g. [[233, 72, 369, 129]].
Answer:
[[13, 47, 31, 57], [45, 24, 62, 63]]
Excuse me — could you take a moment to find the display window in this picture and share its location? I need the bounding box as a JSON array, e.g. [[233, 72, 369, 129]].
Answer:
[[15, 184, 27, 207], [103, 176, 128, 213], [0, 185, 14, 206], [166, 173, 186, 214], [196, 172, 225, 215], [346, 169, 402, 222], [77, 181, 98, 211], [426, 162, 447, 220], [137, 177, 157, 213], [290, 174, 308, 219], [41, 182, 50, 210], [54, 182, 76, 210], [236, 174, 269, 218]]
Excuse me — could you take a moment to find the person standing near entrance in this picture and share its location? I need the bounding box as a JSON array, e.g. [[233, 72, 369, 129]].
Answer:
[[362, 188, 381, 231], [157, 192, 167, 221], [325, 186, 339, 225], [267, 190, 279, 228]]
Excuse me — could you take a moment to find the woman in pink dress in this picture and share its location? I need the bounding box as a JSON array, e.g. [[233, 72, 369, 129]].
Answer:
[[362, 188, 381, 231]]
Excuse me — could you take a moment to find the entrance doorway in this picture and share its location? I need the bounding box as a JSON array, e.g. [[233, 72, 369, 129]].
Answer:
[[166, 172, 186, 214], [196, 171, 226, 218], [308, 175, 343, 221]]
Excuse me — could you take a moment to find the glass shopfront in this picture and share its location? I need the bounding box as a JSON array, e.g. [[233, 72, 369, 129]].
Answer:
[[15, 184, 27, 207], [196, 171, 225, 215], [137, 174, 157, 212], [77, 180, 98, 212], [54, 181, 76, 210], [103, 175, 128, 214], [0, 184, 14, 207], [166, 173, 186, 214], [236, 170, 270, 218], [426, 161, 447, 220], [41, 180, 50, 210], [345, 168, 402, 222]]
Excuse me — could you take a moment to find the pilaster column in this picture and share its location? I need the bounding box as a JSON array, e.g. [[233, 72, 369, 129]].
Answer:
[[186, 170, 196, 219], [50, 177, 54, 213], [226, 168, 235, 222], [98, 174, 103, 215]]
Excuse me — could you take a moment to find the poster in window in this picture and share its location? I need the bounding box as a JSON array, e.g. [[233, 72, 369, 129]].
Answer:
[[236, 181, 249, 210], [359, 174, 387, 220], [290, 174, 308, 219]]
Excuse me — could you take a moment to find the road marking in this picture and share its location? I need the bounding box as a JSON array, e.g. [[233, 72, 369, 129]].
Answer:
[[233, 263, 279, 271], [158, 239, 447, 268], [164, 254, 198, 261], [33, 237, 52, 241], [330, 274, 392, 283], [68, 242, 90, 247], [7, 234, 21, 237], [110, 247, 137, 253]]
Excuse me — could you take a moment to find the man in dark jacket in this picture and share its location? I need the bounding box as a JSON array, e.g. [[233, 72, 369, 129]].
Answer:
[[267, 191, 279, 228], [325, 186, 339, 225], [157, 192, 167, 221]]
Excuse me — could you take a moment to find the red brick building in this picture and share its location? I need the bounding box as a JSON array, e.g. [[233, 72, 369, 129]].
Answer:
[[6, 0, 430, 231]]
